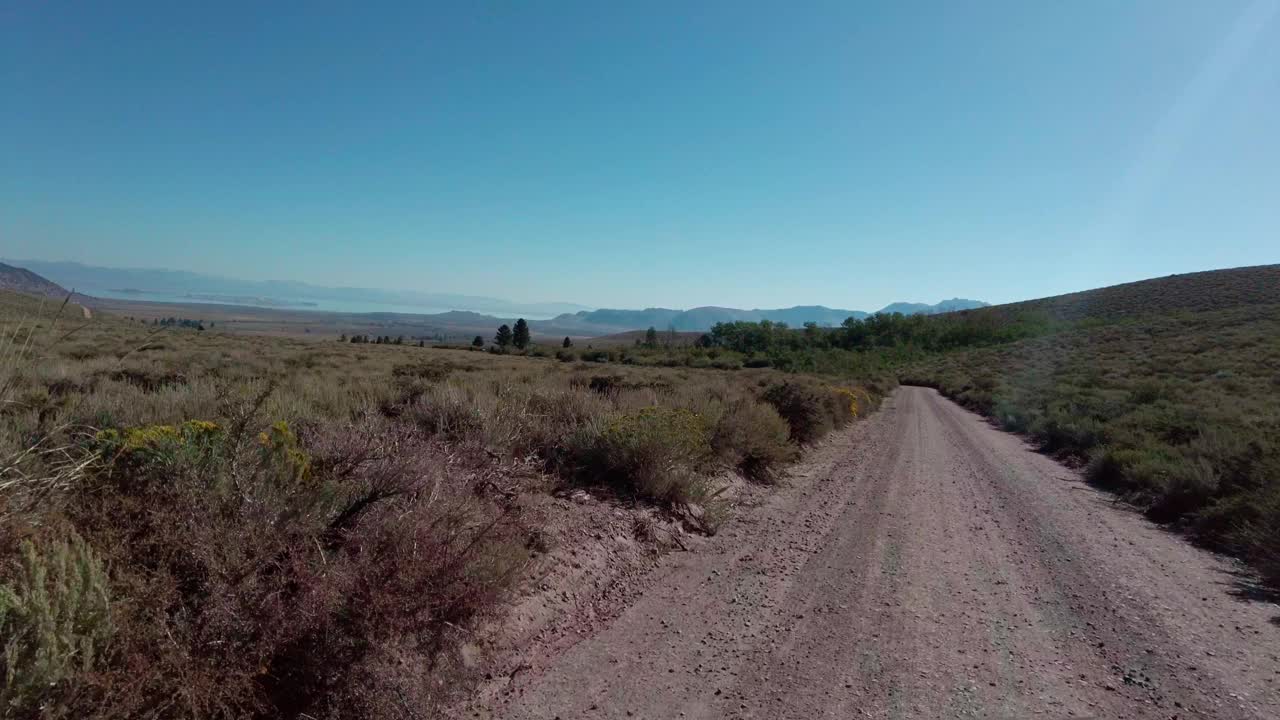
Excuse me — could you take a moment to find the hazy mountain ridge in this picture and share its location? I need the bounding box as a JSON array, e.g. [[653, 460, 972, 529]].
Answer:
[[548, 299, 989, 334], [1, 260, 989, 336]]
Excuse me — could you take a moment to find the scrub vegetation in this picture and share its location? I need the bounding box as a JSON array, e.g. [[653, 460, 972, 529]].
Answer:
[[893, 264, 1280, 589], [473, 264, 1280, 590], [2, 263, 1275, 717], [902, 300, 1280, 588], [0, 290, 886, 719]]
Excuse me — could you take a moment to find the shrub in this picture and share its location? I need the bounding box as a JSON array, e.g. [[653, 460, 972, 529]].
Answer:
[[711, 400, 796, 482], [588, 375, 623, 395], [571, 407, 710, 503], [993, 398, 1035, 433], [1235, 489, 1280, 587], [1031, 411, 1106, 456], [1086, 445, 1176, 497], [56, 416, 530, 718], [0, 532, 114, 716], [92, 419, 226, 484], [257, 420, 312, 486], [409, 385, 489, 443], [1145, 457, 1218, 523], [761, 381, 853, 444]]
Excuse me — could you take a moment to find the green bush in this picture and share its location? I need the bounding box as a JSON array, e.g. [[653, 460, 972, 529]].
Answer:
[[257, 420, 312, 486], [711, 400, 796, 483], [570, 407, 711, 503], [761, 381, 852, 444], [0, 533, 114, 716], [1145, 457, 1219, 523], [92, 420, 226, 489], [1031, 411, 1106, 456]]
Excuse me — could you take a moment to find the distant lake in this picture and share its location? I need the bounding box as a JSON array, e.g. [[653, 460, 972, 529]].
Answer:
[[85, 288, 556, 320]]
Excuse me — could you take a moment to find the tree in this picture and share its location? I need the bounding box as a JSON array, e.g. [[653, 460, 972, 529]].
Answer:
[[494, 324, 513, 349], [472, 335, 485, 348], [339, 333, 347, 342], [513, 318, 531, 350], [644, 326, 658, 349], [695, 333, 713, 348], [562, 336, 573, 348]]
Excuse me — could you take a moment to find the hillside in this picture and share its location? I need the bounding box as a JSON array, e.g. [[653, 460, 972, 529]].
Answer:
[[901, 265, 1280, 588], [976, 264, 1280, 323], [0, 262, 71, 298]]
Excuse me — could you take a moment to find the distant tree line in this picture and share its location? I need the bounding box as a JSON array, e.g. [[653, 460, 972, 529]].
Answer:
[[704, 310, 1050, 356], [152, 317, 205, 331], [346, 334, 406, 345]]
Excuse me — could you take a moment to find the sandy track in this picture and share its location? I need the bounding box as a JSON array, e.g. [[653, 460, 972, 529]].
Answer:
[[479, 387, 1278, 719]]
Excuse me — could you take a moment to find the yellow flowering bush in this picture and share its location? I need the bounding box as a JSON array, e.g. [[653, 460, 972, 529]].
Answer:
[[257, 420, 311, 485]]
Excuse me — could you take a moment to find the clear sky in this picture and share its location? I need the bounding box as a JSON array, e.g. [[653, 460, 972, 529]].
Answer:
[[3, 1, 1278, 310]]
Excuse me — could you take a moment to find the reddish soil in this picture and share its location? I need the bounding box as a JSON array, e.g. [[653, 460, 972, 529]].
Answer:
[[474, 387, 1278, 719]]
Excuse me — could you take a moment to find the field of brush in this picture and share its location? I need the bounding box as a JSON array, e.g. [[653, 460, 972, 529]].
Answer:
[[0, 290, 888, 719], [902, 299, 1280, 590]]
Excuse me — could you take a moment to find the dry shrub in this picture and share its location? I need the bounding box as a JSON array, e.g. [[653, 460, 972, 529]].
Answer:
[[761, 380, 854, 444], [1234, 489, 1280, 587], [711, 399, 796, 483], [570, 407, 711, 503], [24, 413, 529, 719], [1195, 485, 1280, 587]]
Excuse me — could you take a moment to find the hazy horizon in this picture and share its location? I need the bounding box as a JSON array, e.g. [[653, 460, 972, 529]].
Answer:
[[4, 256, 994, 315], [4, 2, 1279, 309], [9, 255, 1276, 318]]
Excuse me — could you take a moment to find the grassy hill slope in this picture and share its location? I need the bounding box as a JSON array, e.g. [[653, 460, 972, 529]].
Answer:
[[903, 266, 1280, 586], [978, 264, 1280, 323]]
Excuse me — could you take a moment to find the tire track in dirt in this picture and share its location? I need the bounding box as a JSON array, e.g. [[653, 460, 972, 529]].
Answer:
[[477, 387, 1279, 719]]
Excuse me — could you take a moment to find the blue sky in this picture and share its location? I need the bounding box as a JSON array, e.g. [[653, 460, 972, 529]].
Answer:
[[3, 1, 1278, 310]]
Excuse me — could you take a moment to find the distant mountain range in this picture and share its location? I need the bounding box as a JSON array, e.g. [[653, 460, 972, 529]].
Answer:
[[1, 259, 988, 336], [545, 299, 988, 334]]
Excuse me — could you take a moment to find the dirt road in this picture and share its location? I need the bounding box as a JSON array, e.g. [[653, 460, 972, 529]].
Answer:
[[481, 387, 1278, 719]]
